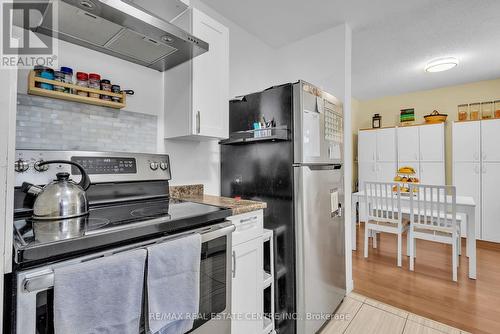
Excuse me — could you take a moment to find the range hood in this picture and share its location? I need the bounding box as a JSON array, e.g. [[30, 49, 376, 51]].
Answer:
[[34, 0, 209, 71]]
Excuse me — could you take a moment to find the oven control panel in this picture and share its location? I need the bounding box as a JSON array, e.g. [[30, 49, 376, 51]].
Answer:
[[71, 157, 137, 175], [14, 150, 172, 186]]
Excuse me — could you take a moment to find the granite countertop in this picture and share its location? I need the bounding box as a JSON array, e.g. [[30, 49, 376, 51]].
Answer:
[[170, 184, 267, 216]]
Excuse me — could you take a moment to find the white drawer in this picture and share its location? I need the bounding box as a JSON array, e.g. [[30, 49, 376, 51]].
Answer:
[[228, 210, 264, 246]]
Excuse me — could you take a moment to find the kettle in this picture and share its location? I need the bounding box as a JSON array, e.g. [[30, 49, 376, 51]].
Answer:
[[22, 160, 91, 220]]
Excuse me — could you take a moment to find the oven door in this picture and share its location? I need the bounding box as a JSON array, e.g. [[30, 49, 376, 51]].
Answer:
[[14, 222, 234, 334]]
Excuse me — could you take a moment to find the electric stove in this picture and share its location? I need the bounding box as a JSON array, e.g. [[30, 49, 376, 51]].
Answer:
[[12, 150, 232, 268]]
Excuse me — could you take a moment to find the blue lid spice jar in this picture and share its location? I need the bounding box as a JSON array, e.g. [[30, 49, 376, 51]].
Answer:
[[34, 66, 54, 90], [60, 67, 74, 93]]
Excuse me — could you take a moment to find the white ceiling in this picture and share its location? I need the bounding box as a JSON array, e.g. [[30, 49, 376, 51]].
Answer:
[[200, 0, 500, 99]]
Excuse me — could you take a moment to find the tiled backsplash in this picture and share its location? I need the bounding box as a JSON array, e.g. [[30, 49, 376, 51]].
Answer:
[[16, 94, 158, 153]]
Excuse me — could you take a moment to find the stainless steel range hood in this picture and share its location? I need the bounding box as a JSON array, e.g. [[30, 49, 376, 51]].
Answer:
[[34, 0, 209, 71]]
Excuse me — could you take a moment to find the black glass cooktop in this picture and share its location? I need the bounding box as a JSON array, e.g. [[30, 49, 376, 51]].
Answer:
[[13, 198, 232, 267]]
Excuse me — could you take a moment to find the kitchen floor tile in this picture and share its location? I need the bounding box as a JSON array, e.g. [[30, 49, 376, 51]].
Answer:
[[365, 297, 409, 318], [403, 320, 446, 334], [321, 297, 363, 334], [347, 292, 366, 303], [407, 314, 461, 334], [344, 304, 406, 334]]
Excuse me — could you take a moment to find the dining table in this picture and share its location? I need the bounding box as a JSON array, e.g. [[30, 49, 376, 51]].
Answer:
[[351, 190, 477, 279]]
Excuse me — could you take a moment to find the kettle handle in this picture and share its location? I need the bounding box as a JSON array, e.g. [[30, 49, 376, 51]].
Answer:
[[37, 160, 91, 191]]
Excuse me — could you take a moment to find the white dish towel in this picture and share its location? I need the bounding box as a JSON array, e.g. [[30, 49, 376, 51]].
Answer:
[[54, 248, 147, 334], [147, 233, 202, 334]]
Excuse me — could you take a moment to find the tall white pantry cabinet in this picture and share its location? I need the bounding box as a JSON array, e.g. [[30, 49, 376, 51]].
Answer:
[[358, 123, 445, 191], [453, 120, 500, 242]]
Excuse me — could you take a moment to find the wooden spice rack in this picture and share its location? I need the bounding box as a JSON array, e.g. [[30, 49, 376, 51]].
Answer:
[[27, 70, 126, 109]]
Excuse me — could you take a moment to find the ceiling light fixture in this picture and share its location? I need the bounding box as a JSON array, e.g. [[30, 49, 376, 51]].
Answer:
[[425, 57, 459, 73]]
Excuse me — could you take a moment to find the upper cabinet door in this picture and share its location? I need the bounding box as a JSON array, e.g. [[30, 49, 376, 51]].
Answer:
[[358, 130, 376, 163], [376, 128, 396, 162], [419, 123, 444, 162], [192, 9, 229, 139], [453, 121, 480, 162], [481, 119, 500, 162], [397, 126, 419, 162]]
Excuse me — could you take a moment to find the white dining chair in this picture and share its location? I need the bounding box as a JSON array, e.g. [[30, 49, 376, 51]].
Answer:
[[364, 182, 409, 267], [408, 184, 461, 282]]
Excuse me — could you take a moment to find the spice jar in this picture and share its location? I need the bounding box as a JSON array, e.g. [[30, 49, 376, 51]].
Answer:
[[53, 71, 66, 92], [457, 104, 468, 121], [481, 101, 493, 119], [88, 73, 101, 99], [470, 103, 480, 121], [111, 84, 121, 102], [76, 72, 89, 97], [494, 100, 500, 118], [100, 79, 112, 100], [40, 69, 54, 91], [60, 67, 73, 93]]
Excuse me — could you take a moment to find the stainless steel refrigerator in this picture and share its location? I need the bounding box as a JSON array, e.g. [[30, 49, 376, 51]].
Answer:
[[221, 80, 346, 334]]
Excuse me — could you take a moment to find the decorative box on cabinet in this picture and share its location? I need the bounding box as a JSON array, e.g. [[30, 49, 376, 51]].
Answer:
[[165, 8, 229, 140]]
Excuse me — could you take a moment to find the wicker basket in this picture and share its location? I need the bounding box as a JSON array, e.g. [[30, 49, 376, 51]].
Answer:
[[424, 110, 447, 123]]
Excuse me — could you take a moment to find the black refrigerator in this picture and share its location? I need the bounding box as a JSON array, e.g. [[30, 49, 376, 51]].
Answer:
[[221, 81, 346, 334]]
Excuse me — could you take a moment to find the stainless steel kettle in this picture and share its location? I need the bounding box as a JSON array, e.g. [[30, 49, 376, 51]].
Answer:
[[21, 160, 91, 220]]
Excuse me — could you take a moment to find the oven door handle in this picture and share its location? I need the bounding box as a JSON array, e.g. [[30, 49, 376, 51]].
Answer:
[[22, 223, 236, 293]]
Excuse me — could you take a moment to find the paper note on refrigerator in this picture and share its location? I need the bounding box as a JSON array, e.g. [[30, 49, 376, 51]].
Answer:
[[303, 110, 321, 157]]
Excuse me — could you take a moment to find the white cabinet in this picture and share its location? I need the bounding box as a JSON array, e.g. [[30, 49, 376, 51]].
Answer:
[[358, 124, 445, 189], [231, 237, 263, 334], [377, 161, 398, 183], [358, 162, 377, 190], [358, 128, 396, 163], [357, 128, 397, 189], [419, 162, 445, 186], [452, 120, 500, 242], [419, 123, 445, 162], [377, 128, 397, 162], [482, 163, 500, 242], [229, 210, 264, 334], [481, 119, 500, 162], [397, 126, 419, 162], [164, 8, 229, 140], [453, 162, 481, 238], [358, 130, 376, 163], [452, 121, 480, 162]]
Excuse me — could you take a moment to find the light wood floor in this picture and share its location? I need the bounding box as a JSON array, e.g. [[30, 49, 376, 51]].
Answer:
[[351, 223, 500, 334], [322, 292, 469, 334]]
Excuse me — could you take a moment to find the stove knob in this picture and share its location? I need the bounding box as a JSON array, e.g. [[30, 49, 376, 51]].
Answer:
[[150, 162, 159, 171], [14, 159, 29, 173], [34, 160, 49, 172], [160, 162, 168, 170]]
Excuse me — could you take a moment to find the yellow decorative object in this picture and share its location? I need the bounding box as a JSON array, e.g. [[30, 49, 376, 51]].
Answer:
[[393, 166, 419, 195]]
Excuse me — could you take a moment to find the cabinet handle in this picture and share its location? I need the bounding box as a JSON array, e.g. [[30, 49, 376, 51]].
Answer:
[[482, 152, 487, 161], [232, 250, 236, 278], [474, 165, 480, 174], [196, 111, 201, 134], [240, 216, 258, 224], [474, 152, 479, 161]]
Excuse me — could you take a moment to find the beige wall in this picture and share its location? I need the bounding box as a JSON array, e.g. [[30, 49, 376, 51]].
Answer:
[[353, 78, 500, 185]]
